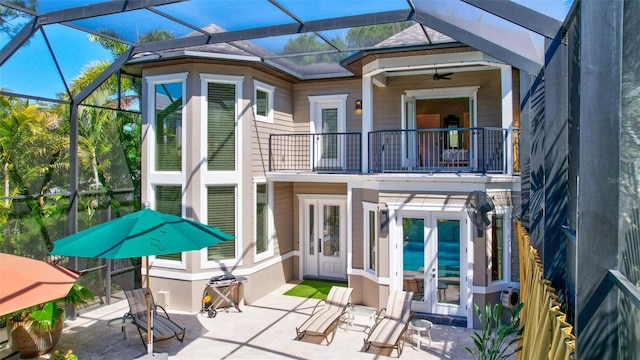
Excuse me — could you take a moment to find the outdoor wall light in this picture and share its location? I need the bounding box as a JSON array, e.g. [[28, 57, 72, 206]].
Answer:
[[355, 99, 362, 112], [379, 203, 389, 235]]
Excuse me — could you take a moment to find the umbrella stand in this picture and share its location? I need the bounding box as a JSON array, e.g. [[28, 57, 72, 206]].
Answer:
[[146, 256, 153, 356]]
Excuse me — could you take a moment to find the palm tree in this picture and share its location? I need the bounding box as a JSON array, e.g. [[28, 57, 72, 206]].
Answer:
[[0, 95, 66, 254]]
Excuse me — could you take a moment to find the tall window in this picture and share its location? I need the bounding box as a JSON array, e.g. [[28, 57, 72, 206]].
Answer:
[[207, 82, 236, 171], [254, 80, 274, 123], [155, 83, 183, 171], [206, 186, 236, 261], [491, 215, 504, 282], [155, 185, 182, 261], [200, 74, 243, 268], [363, 202, 377, 274], [255, 183, 269, 257], [146, 73, 187, 266]]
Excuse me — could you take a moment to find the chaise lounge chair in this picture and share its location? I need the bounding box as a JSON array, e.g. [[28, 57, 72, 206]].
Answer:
[[363, 290, 414, 357], [124, 288, 186, 347], [295, 286, 353, 345]]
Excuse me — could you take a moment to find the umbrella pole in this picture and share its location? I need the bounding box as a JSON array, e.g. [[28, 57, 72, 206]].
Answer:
[[146, 256, 153, 355]]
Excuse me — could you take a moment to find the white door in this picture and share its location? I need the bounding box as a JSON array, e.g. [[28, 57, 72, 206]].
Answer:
[[400, 212, 469, 318], [303, 198, 347, 280], [401, 94, 417, 168], [312, 104, 343, 169]]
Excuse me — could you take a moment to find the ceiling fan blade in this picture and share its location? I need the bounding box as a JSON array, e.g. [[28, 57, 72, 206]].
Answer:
[[441, 72, 453, 77]]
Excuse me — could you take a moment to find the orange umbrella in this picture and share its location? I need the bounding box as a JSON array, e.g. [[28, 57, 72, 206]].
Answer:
[[0, 253, 80, 316]]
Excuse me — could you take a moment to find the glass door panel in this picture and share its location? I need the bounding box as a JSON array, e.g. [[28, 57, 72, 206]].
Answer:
[[402, 217, 425, 301], [436, 219, 461, 305], [322, 205, 340, 258]]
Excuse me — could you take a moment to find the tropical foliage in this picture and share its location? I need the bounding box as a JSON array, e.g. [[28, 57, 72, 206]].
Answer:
[[0, 284, 94, 331], [0, 38, 143, 284], [465, 302, 524, 360]]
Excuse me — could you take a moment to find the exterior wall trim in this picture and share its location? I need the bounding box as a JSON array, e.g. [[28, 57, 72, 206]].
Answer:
[[147, 250, 296, 282]]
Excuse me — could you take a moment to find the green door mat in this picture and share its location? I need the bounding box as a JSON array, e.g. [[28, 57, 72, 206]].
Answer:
[[283, 280, 348, 300]]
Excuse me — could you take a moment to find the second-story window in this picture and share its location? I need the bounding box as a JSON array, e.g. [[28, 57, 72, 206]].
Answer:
[[254, 80, 274, 123], [207, 82, 236, 171]]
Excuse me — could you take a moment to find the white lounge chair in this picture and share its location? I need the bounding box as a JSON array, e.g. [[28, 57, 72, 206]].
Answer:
[[295, 286, 353, 345], [363, 290, 414, 357]]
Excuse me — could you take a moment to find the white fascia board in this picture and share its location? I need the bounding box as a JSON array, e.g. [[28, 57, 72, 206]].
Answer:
[[363, 51, 504, 76], [267, 173, 520, 192], [130, 50, 261, 64], [352, 174, 521, 193], [266, 172, 364, 183]]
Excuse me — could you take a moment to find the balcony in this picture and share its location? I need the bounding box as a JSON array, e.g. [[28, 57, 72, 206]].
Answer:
[[369, 128, 511, 174], [268, 128, 517, 175], [269, 133, 362, 173]]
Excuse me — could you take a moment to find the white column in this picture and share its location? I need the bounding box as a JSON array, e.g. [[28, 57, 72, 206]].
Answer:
[[500, 65, 514, 175], [362, 74, 373, 173]]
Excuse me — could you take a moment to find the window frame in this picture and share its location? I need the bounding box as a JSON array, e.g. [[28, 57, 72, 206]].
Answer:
[[148, 184, 187, 270], [144, 73, 188, 270], [253, 80, 275, 124], [254, 178, 273, 262], [488, 212, 511, 286], [199, 74, 244, 269], [200, 184, 240, 269], [363, 202, 378, 275], [145, 72, 188, 181]]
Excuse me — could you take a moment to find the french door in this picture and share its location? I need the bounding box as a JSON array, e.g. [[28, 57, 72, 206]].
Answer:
[[312, 104, 344, 169], [301, 197, 347, 280], [399, 212, 469, 317]]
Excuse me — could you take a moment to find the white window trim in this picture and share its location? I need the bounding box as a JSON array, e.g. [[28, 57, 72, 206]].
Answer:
[[363, 202, 378, 275], [199, 73, 244, 183], [254, 178, 274, 262], [147, 183, 187, 270], [200, 183, 242, 269], [145, 72, 188, 183], [144, 72, 188, 271], [199, 74, 245, 269], [488, 207, 512, 287], [405, 86, 479, 100], [253, 79, 275, 124]]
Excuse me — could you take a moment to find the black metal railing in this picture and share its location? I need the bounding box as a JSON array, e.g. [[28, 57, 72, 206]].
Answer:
[[368, 127, 510, 174], [269, 132, 362, 173]]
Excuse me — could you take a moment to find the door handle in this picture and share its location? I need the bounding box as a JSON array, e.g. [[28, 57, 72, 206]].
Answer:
[[318, 238, 322, 252]]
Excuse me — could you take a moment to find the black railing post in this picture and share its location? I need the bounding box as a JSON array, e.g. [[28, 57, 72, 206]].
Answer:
[[268, 135, 273, 172], [482, 128, 486, 174], [358, 133, 362, 173], [380, 132, 386, 173]]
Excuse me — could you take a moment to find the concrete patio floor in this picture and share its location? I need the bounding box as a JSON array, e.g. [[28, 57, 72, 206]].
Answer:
[[5, 283, 500, 360]]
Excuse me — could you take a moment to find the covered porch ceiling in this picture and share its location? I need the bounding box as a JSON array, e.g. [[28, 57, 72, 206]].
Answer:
[[0, 0, 572, 105]]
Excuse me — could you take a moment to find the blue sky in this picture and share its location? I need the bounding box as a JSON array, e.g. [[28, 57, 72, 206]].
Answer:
[[0, 23, 114, 100]]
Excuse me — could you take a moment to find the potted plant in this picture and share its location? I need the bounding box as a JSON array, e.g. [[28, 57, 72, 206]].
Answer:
[[0, 284, 93, 358]]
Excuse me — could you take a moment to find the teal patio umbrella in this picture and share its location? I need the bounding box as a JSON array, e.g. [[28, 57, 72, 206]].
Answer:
[[49, 207, 234, 357]]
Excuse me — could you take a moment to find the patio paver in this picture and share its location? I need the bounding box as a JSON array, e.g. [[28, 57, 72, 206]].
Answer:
[[3, 283, 505, 359]]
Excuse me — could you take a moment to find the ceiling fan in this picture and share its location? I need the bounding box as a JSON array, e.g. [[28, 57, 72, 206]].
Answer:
[[433, 68, 453, 80]]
